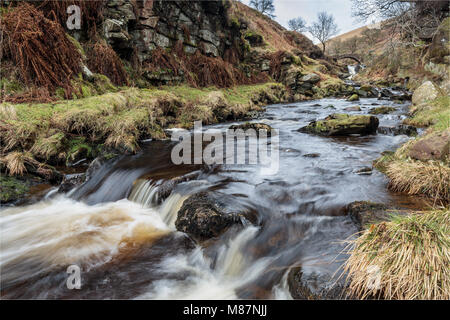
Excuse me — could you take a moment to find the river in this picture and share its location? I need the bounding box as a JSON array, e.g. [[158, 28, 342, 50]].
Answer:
[[0, 95, 422, 299]]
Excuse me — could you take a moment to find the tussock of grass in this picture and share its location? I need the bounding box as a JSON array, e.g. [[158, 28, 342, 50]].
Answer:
[[343, 209, 450, 300], [386, 159, 450, 205], [0, 151, 37, 176]]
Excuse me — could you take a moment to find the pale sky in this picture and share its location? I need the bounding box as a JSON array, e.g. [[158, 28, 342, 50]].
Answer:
[[241, 0, 368, 41]]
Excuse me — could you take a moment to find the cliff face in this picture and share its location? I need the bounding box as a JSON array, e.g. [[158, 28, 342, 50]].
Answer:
[[103, 0, 237, 61]]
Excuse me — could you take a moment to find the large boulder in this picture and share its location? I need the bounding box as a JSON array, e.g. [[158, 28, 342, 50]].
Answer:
[[412, 81, 440, 106], [408, 129, 450, 161], [298, 114, 379, 136], [175, 192, 242, 242]]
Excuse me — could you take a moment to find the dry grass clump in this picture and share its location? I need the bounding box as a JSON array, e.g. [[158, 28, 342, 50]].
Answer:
[[86, 41, 129, 86], [0, 151, 38, 176], [1, 3, 81, 98], [386, 159, 450, 205], [343, 209, 450, 300]]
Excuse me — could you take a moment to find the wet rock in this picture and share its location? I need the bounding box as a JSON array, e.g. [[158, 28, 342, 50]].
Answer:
[[303, 153, 320, 158], [229, 123, 274, 136], [379, 88, 411, 101], [288, 266, 351, 300], [408, 130, 450, 161], [298, 113, 379, 136], [347, 94, 359, 102], [175, 192, 242, 242], [156, 171, 202, 202], [377, 125, 417, 137], [85, 154, 118, 182], [369, 106, 396, 114], [355, 167, 372, 175], [58, 173, 86, 193], [345, 201, 389, 231], [344, 106, 361, 111], [412, 81, 440, 106]]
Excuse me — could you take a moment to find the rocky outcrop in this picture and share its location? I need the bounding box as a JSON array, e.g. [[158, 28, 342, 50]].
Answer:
[[103, 0, 236, 61], [347, 94, 359, 102], [175, 192, 242, 242], [298, 114, 379, 136], [408, 129, 450, 161]]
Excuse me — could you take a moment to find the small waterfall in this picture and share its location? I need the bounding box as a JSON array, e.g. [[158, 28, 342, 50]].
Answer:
[[128, 179, 161, 207], [157, 192, 190, 227], [128, 178, 190, 228], [347, 65, 357, 79]]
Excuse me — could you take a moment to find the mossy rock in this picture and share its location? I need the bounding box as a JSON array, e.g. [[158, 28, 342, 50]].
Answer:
[[229, 122, 273, 136], [347, 94, 359, 102], [369, 106, 396, 114], [298, 113, 379, 136], [0, 176, 30, 204]]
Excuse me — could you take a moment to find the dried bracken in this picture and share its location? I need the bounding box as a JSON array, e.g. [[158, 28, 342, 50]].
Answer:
[[86, 41, 129, 86], [1, 3, 81, 98]]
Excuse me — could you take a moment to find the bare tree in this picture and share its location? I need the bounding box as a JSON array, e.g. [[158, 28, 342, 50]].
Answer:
[[351, 0, 411, 21], [309, 12, 339, 53], [288, 17, 307, 32], [351, 0, 448, 22], [250, 0, 276, 19]]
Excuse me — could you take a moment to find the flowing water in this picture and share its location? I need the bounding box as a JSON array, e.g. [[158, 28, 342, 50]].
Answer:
[[0, 97, 423, 299]]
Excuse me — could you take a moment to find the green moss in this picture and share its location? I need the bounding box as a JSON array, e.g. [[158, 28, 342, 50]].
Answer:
[[66, 34, 85, 57], [0, 175, 29, 203], [369, 106, 396, 115]]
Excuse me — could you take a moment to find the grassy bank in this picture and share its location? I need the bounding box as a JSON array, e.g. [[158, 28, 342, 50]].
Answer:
[[374, 94, 449, 205], [345, 81, 450, 299], [0, 83, 288, 176]]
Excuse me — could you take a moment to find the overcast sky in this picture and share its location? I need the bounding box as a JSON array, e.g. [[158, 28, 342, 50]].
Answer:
[[241, 0, 368, 40]]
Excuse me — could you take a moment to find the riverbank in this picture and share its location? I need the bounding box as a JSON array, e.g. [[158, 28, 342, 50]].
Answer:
[[343, 79, 449, 300], [0, 83, 289, 202]]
